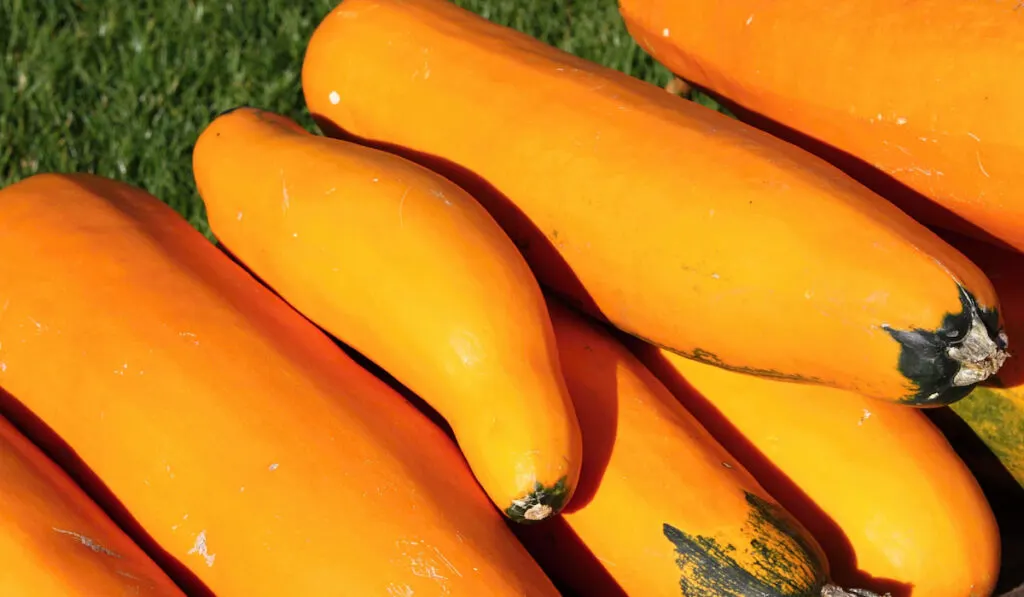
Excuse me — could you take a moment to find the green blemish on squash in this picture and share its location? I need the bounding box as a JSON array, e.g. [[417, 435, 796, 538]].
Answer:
[[950, 386, 1024, 488], [662, 491, 826, 596], [505, 476, 570, 524]]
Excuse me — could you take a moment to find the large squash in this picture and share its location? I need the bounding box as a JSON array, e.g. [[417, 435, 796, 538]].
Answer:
[[302, 0, 1007, 405], [616, 0, 1024, 252], [192, 107, 582, 522], [0, 173, 560, 596]]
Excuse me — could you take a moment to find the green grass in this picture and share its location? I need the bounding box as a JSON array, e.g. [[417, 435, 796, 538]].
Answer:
[[1, 0, 681, 239]]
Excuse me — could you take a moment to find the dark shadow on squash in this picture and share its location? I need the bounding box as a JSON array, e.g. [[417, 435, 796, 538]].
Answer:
[[513, 515, 629, 597], [629, 342, 913, 597], [310, 114, 605, 323], [682, 82, 1016, 254], [925, 407, 1024, 594], [0, 387, 215, 597]]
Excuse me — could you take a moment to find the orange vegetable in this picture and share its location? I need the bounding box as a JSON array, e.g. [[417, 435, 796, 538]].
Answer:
[[0, 413, 183, 596], [192, 107, 582, 522], [516, 298, 848, 597], [634, 343, 1001, 597], [937, 231, 1024, 489], [0, 173, 560, 596], [616, 0, 1024, 252], [302, 0, 1008, 405]]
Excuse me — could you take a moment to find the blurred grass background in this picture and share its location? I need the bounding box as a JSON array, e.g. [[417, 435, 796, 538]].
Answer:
[[0, 0, 726, 238]]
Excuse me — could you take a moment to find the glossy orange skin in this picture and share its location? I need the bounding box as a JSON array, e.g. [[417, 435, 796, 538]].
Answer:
[[516, 299, 829, 596], [192, 107, 581, 521], [636, 345, 1001, 597], [302, 0, 1001, 402], [617, 0, 1024, 252], [0, 415, 183, 596], [939, 232, 1024, 489], [0, 173, 559, 597]]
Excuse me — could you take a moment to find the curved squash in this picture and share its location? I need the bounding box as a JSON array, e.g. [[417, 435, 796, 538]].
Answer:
[[515, 297, 858, 597], [302, 0, 1008, 405], [192, 107, 582, 523], [616, 0, 1024, 252], [0, 414, 184, 596], [634, 342, 1001, 597], [937, 231, 1024, 489], [0, 173, 560, 596]]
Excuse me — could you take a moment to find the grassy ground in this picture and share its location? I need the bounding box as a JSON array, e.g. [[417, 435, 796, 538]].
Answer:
[[1, 0, 685, 238]]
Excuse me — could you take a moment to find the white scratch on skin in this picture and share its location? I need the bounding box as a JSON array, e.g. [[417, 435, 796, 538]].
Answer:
[[116, 570, 142, 581], [387, 584, 415, 597], [281, 170, 290, 213], [398, 186, 410, 227], [976, 151, 991, 178], [895, 117, 907, 125], [166, 464, 175, 479], [179, 332, 199, 346], [858, 409, 872, 426], [967, 132, 981, 142], [236, 211, 243, 221], [711, 273, 720, 279], [431, 545, 463, 579], [745, 13, 754, 25], [268, 463, 279, 471], [53, 528, 122, 559], [662, 27, 670, 36], [0, 363, 6, 372], [328, 91, 341, 105], [325, 187, 337, 196], [188, 530, 216, 567], [27, 316, 45, 332]]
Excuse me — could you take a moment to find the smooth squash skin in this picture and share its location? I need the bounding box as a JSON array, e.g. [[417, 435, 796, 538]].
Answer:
[[515, 297, 846, 597], [192, 107, 582, 523], [302, 0, 1008, 405], [616, 0, 1024, 252], [0, 173, 561, 597], [0, 414, 184, 596], [634, 343, 1002, 597], [937, 231, 1024, 489]]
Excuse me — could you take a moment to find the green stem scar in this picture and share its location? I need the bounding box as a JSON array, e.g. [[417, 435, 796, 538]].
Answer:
[[505, 476, 570, 523]]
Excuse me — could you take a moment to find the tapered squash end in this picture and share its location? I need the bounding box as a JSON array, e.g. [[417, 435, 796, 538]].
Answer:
[[884, 285, 1009, 406], [505, 477, 570, 524]]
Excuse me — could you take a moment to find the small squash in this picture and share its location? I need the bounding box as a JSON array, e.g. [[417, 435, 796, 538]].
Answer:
[[192, 107, 582, 522]]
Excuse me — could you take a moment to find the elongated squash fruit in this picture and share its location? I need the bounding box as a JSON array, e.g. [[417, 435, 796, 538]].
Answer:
[[514, 297, 878, 597], [0, 173, 560, 596], [936, 231, 1024, 489], [192, 107, 582, 523], [616, 0, 1024, 252], [633, 342, 1001, 597], [0, 414, 184, 596], [302, 0, 1008, 405]]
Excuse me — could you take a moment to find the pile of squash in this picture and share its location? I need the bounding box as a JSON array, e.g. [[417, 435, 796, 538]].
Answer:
[[2, 0, 1022, 595]]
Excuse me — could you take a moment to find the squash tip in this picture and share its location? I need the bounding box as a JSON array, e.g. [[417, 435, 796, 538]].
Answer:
[[504, 476, 571, 524], [884, 285, 1009, 405]]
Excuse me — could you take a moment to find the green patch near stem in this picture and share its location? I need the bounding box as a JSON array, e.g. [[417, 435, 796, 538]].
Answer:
[[505, 476, 571, 524], [662, 491, 826, 597]]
